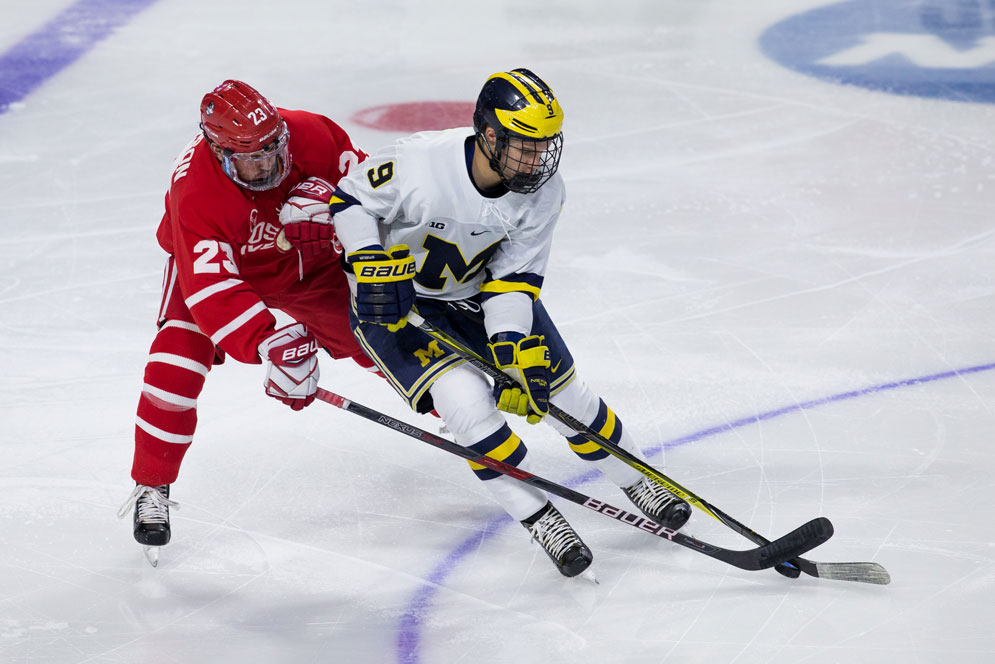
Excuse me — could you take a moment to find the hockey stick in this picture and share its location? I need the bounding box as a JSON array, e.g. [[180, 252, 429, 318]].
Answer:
[[315, 387, 831, 573], [405, 312, 890, 585]]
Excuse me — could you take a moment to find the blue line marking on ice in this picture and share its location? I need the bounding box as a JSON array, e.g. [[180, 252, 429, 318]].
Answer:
[[395, 361, 995, 662], [650, 361, 995, 454], [0, 0, 159, 114]]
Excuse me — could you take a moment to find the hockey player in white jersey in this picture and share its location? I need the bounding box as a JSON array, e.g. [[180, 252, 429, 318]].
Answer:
[[321, 69, 691, 577]]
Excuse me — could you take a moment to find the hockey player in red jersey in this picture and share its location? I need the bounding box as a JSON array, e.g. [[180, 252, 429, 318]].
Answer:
[[117, 80, 371, 562]]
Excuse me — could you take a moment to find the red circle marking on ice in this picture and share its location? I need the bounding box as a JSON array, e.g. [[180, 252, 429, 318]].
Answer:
[[351, 101, 476, 132]]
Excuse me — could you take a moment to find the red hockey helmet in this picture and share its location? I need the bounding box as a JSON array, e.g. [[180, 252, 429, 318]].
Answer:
[[200, 80, 291, 191]]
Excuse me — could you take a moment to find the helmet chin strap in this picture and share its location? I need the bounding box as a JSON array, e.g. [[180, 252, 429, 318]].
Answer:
[[507, 171, 542, 189], [477, 133, 503, 175], [472, 132, 508, 192]]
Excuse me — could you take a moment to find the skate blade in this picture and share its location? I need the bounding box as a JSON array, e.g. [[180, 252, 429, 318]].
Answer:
[[142, 546, 160, 568], [578, 568, 599, 584]]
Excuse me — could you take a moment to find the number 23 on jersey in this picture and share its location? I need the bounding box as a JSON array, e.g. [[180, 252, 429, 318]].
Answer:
[[193, 240, 238, 274]]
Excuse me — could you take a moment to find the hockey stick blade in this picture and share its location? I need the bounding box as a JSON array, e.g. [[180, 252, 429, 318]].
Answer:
[[753, 517, 833, 570], [405, 312, 888, 584], [315, 388, 833, 574], [794, 560, 891, 585]]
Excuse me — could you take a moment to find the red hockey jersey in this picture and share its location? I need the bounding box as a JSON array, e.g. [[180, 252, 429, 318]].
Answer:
[[157, 109, 366, 364]]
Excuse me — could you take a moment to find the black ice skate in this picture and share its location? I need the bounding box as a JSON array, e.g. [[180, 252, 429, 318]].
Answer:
[[622, 476, 691, 530], [117, 484, 177, 566], [521, 502, 593, 578]]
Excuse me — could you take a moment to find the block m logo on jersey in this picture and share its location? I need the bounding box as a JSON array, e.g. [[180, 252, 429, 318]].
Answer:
[[417, 235, 501, 291], [760, 0, 995, 103]]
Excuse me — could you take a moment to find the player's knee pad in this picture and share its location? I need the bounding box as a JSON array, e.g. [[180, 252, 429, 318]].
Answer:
[[431, 368, 547, 518], [429, 364, 505, 444]]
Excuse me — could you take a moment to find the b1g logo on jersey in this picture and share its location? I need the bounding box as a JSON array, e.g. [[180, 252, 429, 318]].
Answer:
[[760, 0, 995, 103]]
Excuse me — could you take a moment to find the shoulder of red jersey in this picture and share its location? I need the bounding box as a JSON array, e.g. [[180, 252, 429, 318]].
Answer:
[[162, 134, 247, 241], [280, 108, 368, 183]]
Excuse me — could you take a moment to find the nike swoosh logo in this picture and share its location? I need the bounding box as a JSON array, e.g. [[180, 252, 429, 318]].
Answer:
[[551, 359, 562, 373], [470, 230, 490, 236]]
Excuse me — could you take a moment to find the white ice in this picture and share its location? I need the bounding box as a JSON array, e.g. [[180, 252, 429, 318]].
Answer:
[[2, 1, 994, 662]]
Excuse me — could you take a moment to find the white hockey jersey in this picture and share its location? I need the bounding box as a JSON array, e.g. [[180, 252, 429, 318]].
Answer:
[[332, 127, 566, 336]]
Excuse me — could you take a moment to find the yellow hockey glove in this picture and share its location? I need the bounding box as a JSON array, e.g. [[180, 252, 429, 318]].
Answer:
[[489, 334, 550, 424]]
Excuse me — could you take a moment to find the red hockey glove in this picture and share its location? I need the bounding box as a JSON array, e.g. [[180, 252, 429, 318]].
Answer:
[[278, 177, 339, 261], [258, 323, 320, 410]]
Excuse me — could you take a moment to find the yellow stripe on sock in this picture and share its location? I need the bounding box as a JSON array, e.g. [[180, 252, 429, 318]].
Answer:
[[468, 433, 522, 470]]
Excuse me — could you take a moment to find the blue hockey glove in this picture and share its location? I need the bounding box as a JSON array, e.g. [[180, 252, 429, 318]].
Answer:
[[349, 245, 416, 332], [489, 333, 550, 424]]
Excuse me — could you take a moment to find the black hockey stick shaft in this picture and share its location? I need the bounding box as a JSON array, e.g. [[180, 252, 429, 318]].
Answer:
[[315, 388, 831, 572], [405, 313, 779, 528], [404, 313, 857, 581]]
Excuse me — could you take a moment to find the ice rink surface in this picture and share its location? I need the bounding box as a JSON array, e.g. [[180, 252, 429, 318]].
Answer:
[[2, 0, 994, 662]]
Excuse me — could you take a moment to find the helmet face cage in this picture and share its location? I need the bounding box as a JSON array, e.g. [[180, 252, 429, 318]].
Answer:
[[481, 131, 563, 194], [473, 68, 564, 194], [220, 122, 292, 191]]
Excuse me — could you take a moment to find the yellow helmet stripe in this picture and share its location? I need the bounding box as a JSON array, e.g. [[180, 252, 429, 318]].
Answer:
[[489, 71, 563, 139], [507, 70, 552, 104], [493, 71, 551, 105]]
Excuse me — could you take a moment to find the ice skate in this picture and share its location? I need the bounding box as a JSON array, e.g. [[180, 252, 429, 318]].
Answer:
[[117, 484, 177, 566], [521, 502, 593, 578], [622, 476, 691, 530]]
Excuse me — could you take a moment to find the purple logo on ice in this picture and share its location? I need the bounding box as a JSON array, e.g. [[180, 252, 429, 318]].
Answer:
[[760, 0, 995, 103]]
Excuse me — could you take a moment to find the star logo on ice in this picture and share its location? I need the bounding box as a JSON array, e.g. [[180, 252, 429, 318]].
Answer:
[[760, 0, 995, 104], [817, 34, 995, 68]]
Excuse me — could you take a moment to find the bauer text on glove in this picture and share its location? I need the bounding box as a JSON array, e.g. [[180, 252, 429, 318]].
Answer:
[[258, 323, 320, 411], [349, 244, 415, 331]]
